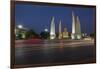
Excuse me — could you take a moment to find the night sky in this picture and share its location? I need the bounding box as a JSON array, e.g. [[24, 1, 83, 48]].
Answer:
[[15, 3, 95, 35]]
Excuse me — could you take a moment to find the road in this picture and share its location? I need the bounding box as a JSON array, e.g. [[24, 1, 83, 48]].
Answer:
[[14, 39, 96, 68]]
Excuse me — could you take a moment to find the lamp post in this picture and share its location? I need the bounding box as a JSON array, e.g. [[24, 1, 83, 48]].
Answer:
[[18, 25, 23, 29], [44, 28, 48, 32]]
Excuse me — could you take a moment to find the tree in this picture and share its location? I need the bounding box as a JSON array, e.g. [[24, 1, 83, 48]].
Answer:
[[90, 33, 95, 38], [40, 31, 50, 39], [16, 33, 22, 39], [25, 29, 39, 39]]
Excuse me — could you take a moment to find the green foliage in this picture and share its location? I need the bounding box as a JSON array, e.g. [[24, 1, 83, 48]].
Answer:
[[90, 33, 95, 38], [40, 31, 50, 39], [25, 29, 38, 39], [16, 33, 22, 39]]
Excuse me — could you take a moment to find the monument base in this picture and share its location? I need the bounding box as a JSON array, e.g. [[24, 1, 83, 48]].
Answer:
[[71, 33, 82, 39]]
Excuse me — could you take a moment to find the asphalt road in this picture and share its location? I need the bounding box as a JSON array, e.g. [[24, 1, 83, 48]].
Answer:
[[14, 39, 96, 68]]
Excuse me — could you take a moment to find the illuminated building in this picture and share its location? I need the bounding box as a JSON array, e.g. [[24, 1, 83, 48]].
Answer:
[[15, 26, 28, 39]]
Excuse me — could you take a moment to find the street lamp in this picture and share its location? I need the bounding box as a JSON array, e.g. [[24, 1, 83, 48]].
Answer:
[[44, 28, 48, 32], [18, 25, 23, 29]]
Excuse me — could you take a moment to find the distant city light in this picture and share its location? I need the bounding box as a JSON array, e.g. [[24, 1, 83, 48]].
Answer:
[[18, 25, 23, 29]]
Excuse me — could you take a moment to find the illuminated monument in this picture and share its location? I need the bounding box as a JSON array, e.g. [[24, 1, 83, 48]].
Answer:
[[50, 12, 81, 40], [50, 17, 56, 39], [62, 27, 69, 39], [58, 20, 69, 39], [58, 20, 62, 39], [71, 12, 82, 39]]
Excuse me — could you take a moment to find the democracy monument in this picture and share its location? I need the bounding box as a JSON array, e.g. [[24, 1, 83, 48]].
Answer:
[[50, 12, 82, 40]]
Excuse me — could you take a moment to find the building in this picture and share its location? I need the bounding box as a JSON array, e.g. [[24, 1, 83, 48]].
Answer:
[[15, 27, 28, 39]]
